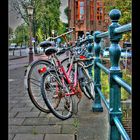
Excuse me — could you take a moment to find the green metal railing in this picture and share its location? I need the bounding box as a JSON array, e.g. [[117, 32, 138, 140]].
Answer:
[[91, 9, 131, 140]]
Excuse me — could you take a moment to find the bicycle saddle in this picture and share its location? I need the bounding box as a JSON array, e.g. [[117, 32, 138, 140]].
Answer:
[[40, 41, 55, 48], [45, 47, 58, 56]]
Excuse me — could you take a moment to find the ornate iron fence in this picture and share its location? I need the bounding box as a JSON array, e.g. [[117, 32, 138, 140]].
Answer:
[[91, 9, 132, 140]]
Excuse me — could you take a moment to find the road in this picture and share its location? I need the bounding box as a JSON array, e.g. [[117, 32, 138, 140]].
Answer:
[[9, 49, 29, 57], [8, 54, 46, 70]]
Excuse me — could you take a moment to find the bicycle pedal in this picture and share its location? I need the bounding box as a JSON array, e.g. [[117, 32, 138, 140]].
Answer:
[[53, 95, 58, 98], [76, 83, 83, 99]]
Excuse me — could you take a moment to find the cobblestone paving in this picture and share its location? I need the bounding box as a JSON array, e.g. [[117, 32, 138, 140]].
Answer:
[[9, 56, 109, 140]]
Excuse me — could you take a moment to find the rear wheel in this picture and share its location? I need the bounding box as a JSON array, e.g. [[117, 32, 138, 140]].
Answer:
[[25, 60, 54, 113], [78, 63, 95, 100], [41, 70, 73, 120]]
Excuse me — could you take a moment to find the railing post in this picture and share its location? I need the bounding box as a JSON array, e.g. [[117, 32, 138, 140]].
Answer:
[[86, 32, 94, 77], [92, 31, 103, 112], [13, 48, 15, 56], [108, 9, 123, 140]]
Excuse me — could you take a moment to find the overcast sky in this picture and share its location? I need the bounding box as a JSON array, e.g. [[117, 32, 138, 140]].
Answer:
[[9, 0, 68, 30]]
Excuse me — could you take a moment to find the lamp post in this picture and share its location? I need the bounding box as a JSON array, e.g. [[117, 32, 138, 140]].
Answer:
[[27, 5, 34, 64]]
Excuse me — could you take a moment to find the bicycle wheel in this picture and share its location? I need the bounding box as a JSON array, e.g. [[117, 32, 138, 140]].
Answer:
[[41, 70, 73, 120], [24, 59, 54, 113], [78, 62, 95, 100]]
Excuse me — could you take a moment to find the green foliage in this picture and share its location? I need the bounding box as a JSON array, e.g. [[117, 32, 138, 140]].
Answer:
[[32, 126, 38, 135], [92, 67, 131, 100], [100, 70, 109, 99], [9, 26, 14, 45], [57, 22, 66, 34], [92, 68, 110, 99], [35, 0, 61, 38], [11, 0, 66, 42], [14, 24, 29, 45], [36, 27, 44, 42], [121, 69, 131, 100], [64, 6, 68, 18], [103, 0, 132, 25], [9, 27, 13, 36], [103, 0, 132, 42], [72, 118, 80, 133]]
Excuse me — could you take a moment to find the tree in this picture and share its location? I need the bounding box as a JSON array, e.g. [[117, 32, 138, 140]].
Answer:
[[9, 26, 14, 43], [14, 24, 29, 46], [103, 0, 132, 41], [9, 27, 15, 46], [10, 0, 70, 44], [103, 0, 132, 25], [64, 6, 68, 18], [10, 0, 65, 41], [9, 27, 13, 36]]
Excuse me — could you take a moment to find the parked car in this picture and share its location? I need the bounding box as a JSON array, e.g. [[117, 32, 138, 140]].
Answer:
[[21, 45, 27, 49], [102, 47, 109, 57], [121, 48, 132, 58], [9, 43, 17, 50], [16, 46, 21, 49], [36, 45, 44, 54], [9, 46, 15, 50]]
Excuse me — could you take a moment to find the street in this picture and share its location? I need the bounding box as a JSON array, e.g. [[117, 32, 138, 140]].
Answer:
[[9, 49, 29, 57]]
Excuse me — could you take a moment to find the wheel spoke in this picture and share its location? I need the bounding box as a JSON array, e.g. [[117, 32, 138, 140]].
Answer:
[[41, 70, 73, 120], [26, 60, 53, 113]]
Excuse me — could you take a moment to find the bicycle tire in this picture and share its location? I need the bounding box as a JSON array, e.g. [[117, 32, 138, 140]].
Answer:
[[79, 64, 95, 100], [78, 66, 92, 99], [25, 59, 54, 113], [41, 70, 73, 120]]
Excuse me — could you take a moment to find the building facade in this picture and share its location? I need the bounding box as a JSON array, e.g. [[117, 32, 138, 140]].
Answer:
[[68, 0, 109, 41]]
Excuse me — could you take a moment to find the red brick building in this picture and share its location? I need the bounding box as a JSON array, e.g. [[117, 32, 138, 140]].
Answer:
[[68, 0, 109, 41]]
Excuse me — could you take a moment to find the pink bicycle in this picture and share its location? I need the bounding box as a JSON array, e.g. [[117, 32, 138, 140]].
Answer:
[[41, 46, 95, 120]]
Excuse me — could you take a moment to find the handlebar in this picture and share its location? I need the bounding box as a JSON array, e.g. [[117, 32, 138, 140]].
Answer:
[[52, 30, 74, 40], [39, 40, 55, 48], [56, 47, 72, 56]]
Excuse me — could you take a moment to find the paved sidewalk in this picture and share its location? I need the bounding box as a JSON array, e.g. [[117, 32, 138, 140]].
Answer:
[[9, 53, 44, 60], [9, 56, 109, 140]]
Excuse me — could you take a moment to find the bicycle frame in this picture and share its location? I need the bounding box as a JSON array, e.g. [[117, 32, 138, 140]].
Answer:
[[53, 54, 79, 97], [37, 44, 94, 98]]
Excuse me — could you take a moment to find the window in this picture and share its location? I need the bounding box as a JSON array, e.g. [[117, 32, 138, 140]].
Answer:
[[96, 1, 104, 22], [77, 0, 85, 20], [80, 2, 84, 20]]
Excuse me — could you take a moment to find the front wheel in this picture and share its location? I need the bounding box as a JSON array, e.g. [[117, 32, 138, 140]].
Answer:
[[41, 70, 73, 120]]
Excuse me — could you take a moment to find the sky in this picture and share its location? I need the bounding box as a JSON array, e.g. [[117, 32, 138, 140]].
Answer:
[[60, 0, 68, 23], [9, 0, 68, 30]]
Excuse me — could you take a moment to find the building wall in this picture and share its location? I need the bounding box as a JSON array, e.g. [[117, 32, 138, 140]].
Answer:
[[68, 0, 106, 41]]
